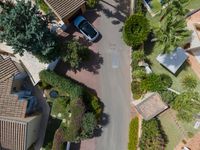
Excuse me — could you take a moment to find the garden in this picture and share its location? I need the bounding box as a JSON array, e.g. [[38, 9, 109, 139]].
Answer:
[[39, 70, 103, 149], [123, 0, 200, 149]]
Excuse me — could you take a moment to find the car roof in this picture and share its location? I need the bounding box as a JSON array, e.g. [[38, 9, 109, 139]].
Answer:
[[73, 16, 86, 27]]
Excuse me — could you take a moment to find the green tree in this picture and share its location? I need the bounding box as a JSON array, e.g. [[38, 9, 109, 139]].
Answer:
[[123, 14, 150, 47], [172, 91, 200, 122], [182, 74, 197, 89], [154, 14, 191, 53], [86, 0, 98, 8], [81, 113, 97, 139], [61, 40, 90, 69], [0, 0, 58, 63]]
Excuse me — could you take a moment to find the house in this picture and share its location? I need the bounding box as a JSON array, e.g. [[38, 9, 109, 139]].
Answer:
[[44, 0, 86, 24], [0, 55, 41, 150], [0, 43, 59, 85], [135, 92, 168, 120], [156, 47, 188, 74]]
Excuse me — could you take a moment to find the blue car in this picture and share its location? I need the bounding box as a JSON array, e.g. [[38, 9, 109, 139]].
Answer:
[[74, 16, 99, 42]]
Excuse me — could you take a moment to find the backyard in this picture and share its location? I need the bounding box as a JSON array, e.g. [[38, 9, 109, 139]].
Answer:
[[144, 0, 200, 149]]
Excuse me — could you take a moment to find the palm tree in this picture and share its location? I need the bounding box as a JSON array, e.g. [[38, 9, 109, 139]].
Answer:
[[154, 14, 191, 53]]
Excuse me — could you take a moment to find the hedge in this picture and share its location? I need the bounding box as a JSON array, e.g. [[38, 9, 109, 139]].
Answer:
[[39, 70, 83, 99], [128, 117, 139, 150]]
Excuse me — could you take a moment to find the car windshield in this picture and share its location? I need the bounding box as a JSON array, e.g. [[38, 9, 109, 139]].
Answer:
[[79, 20, 97, 38]]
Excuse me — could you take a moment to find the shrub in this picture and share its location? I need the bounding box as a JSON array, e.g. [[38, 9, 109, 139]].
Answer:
[[139, 118, 168, 150], [141, 73, 165, 92], [39, 70, 83, 99], [187, 132, 194, 138], [160, 74, 173, 88], [131, 80, 143, 99], [36, 0, 50, 13], [128, 117, 139, 150], [86, 0, 98, 8], [81, 113, 97, 139], [159, 90, 176, 104], [83, 90, 103, 119], [132, 69, 146, 80], [123, 14, 150, 47], [37, 81, 51, 90], [131, 50, 145, 69], [182, 74, 197, 89]]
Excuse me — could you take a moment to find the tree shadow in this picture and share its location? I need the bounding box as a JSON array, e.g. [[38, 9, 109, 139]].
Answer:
[[97, 0, 128, 24], [94, 113, 110, 137], [55, 49, 103, 75], [144, 32, 156, 55]]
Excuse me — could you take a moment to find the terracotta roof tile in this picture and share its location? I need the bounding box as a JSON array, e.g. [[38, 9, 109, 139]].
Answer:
[[45, 0, 85, 19]]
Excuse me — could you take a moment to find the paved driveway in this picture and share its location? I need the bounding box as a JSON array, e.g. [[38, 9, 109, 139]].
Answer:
[[95, 0, 132, 150]]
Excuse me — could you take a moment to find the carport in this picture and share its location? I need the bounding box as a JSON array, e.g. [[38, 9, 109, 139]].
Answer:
[[44, 0, 86, 24]]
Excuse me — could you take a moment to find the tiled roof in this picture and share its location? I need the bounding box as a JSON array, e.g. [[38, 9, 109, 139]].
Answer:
[[0, 57, 27, 118], [0, 57, 20, 82], [44, 0, 85, 19], [135, 92, 168, 120]]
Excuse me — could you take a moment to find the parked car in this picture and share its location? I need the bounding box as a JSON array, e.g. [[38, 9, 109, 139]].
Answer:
[[74, 16, 99, 42]]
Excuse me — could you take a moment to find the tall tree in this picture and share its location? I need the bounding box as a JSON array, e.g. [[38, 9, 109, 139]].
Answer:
[[0, 0, 58, 63], [154, 14, 191, 53]]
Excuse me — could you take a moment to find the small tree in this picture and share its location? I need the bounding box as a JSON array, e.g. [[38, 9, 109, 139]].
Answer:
[[123, 14, 150, 48], [182, 74, 197, 89], [61, 40, 90, 69]]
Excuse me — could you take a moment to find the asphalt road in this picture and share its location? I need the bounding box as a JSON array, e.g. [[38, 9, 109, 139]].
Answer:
[[95, 0, 132, 150]]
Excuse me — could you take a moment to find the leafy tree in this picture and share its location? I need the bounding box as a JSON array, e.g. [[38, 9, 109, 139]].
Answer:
[[81, 113, 97, 139], [172, 91, 200, 122], [132, 69, 146, 80], [131, 80, 144, 99], [182, 74, 197, 89], [160, 73, 172, 88], [131, 50, 146, 69], [123, 14, 150, 47], [60, 40, 90, 69], [154, 14, 191, 53], [139, 118, 168, 150], [159, 90, 176, 104], [0, 0, 58, 63]]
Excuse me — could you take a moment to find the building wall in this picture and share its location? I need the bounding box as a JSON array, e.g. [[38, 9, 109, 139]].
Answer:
[[0, 118, 27, 150], [25, 114, 42, 149]]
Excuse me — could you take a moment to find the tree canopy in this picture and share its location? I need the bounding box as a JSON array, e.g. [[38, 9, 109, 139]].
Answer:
[[123, 14, 150, 47], [0, 0, 58, 62], [172, 91, 200, 122]]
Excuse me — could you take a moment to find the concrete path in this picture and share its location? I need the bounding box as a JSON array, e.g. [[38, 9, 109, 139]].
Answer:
[[95, 0, 132, 150]]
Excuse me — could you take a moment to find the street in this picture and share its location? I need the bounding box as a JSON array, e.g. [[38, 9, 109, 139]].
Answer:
[[95, 0, 132, 150]]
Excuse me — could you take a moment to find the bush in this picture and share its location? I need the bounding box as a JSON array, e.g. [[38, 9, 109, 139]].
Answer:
[[81, 113, 97, 139], [128, 117, 139, 150], [182, 74, 197, 89], [83, 90, 103, 119], [141, 73, 165, 92], [36, 0, 50, 13], [131, 50, 145, 70], [39, 70, 83, 99], [160, 74, 173, 88], [123, 14, 150, 47], [159, 90, 176, 104], [139, 118, 168, 150], [132, 69, 146, 80], [86, 0, 98, 8], [131, 80, 143, 99]]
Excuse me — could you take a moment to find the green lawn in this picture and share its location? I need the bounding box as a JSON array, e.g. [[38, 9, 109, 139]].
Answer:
[[187, 0, 200, 10], [159, 109, 200, 150]]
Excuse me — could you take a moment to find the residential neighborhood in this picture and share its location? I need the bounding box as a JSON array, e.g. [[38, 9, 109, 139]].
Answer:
[[1, 0, 200, 150]]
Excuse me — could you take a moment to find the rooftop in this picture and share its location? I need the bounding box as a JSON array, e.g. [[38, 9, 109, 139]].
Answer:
[[44, 0, 85, 19], [135, 92, 168, 120], [0, 57, 27, 118], [156, 47, 188, 74]]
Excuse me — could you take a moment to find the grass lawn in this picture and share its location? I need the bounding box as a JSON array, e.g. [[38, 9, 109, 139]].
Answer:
[[187, 0, 200, 10], [159, 109, 200, 150]]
